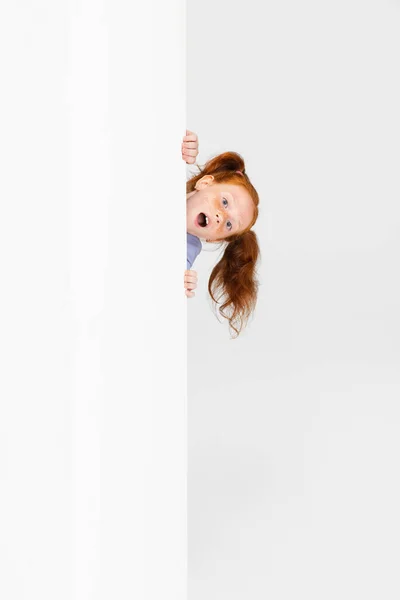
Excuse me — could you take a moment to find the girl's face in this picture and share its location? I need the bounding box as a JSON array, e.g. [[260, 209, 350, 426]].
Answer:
[[186, 176, 255, 242]]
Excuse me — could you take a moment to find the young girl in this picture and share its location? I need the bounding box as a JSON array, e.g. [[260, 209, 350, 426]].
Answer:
[[182, 130, 261, 338]]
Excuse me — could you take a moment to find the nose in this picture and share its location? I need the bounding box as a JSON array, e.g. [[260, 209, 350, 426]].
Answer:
[[215, 212, 224, 226]]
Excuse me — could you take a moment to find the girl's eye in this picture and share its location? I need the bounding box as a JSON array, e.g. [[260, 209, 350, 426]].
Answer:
[[222, 198, 228, 207], [227, 221, 232, 230]]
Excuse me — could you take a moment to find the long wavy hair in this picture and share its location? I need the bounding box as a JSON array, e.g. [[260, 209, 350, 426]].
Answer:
[[187, 151, 260, 338]]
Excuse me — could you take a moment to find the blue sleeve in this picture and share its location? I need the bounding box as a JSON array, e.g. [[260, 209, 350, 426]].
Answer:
[[187, 233, 202, 270]]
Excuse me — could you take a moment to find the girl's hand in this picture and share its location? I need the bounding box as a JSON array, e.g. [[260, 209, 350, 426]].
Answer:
[[184, 269, 198, 298], [182, 130, 199, 164]]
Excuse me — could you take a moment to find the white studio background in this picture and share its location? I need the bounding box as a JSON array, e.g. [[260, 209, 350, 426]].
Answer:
[[0, 2, 186, 599], [187, 1, 400, 599]]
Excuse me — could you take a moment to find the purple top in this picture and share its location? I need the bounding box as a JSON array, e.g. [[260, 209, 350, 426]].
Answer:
[[187, 233, 202, 269]]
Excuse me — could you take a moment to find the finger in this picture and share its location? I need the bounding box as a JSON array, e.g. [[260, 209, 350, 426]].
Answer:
[[182, 155, 196, 164], [185, 270, 197, 276], [182, 148, 198, 157], [185, 290, 195, 298], [182, 141, 198, 149], [183, 134, 198, 142], [186, 130, 197, 137], [185, 284, 197, 292], [184, 275, 198, 283], [184, 275, 198, 284]]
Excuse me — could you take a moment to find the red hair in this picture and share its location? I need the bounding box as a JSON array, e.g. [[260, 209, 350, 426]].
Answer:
[[187, 152, 261, 338]]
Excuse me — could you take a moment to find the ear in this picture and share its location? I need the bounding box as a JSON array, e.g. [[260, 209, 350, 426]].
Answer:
[[194, 175, 214, 190]]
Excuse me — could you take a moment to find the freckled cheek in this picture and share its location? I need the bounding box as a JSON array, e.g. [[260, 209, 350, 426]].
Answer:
[[208, 197, 221, 215], [200, 195, 220, 220]]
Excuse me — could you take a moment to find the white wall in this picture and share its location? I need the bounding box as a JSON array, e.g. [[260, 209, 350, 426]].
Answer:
[[0, 2, 186, 599], [187, 1, 400, 598]]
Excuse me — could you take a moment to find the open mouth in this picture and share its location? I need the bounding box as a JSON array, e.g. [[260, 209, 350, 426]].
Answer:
[[196, 212, 209, 228]]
